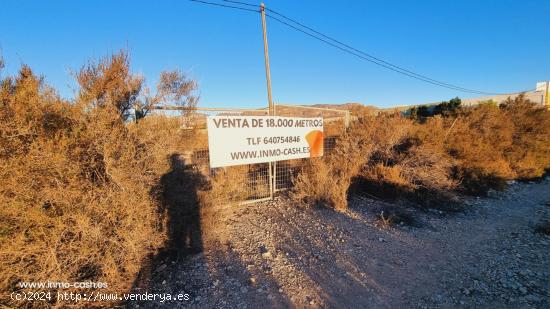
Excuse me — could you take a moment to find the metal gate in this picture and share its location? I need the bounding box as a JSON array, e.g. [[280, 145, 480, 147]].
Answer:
[[151, 104, 349, 205]]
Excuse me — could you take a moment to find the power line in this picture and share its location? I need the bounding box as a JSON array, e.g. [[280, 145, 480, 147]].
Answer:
[[265, 13, 495, 95], [222, 0, 258, 8], [265, 8, 501, 95], [189, 0, 258, 12], [190, 1, 532, 95]]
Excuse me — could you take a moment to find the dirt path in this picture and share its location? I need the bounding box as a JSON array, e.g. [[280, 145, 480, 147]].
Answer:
[[130, 178, 550, 308]]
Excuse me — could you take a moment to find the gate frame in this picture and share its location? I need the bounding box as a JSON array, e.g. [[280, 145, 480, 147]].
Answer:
[[148, 104, 350, 205]]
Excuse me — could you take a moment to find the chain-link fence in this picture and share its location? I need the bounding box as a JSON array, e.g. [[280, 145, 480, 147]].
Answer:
[[151, 104, 349, 205], [272, 105, 347, 192]]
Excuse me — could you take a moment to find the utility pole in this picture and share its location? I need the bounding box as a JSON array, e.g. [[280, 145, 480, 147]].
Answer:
[[546, 81, 550, 107], [260, 2, 276, 198], [260, 3, 275, 115]]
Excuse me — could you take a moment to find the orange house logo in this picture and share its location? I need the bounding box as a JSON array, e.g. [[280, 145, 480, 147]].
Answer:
[[305, 130, 324, 157]]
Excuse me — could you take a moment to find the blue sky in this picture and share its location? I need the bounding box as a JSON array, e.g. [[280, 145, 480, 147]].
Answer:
[[1, 0, 549, 108]]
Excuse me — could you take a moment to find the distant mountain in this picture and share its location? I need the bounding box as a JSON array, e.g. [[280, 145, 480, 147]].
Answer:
[[272, 103, 380, 117], [308, 103, 366, 110]]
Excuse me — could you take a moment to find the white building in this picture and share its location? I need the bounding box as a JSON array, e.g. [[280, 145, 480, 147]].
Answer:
[[461, 81, 549, 107]]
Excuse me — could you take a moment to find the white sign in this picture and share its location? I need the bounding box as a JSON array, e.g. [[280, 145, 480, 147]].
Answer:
[[207, 116, 324, 168]]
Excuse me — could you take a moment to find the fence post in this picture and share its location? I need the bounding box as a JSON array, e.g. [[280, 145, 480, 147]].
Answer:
[[344, 110, 350, 130], [545, 81, 549, 107]]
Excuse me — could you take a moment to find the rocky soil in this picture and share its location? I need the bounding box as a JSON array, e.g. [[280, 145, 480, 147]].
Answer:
[[129, 178, 550, 308]]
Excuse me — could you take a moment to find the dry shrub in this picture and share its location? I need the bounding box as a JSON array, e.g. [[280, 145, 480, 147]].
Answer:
[[77, 52, 142, 120], [290, 95, 550, 209], [199, 166, 252, 208], [398, 142, 457, 192], [358, 116, 457, 205], [360, 160, 451, 200], [0, 72, 161, 303], [445, 96, 550, 194], [502, 96, 550, 179], [291, 113, 387, 210], [446, 103, 514, 193], [0, 52, 199, 306], [128, 115, 203, 175], [292, 113, 458, 210], [292, 158, 352, 210], [76, 51, 198, 121]]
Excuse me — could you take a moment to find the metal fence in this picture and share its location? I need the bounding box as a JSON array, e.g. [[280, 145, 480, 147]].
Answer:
[[151, 104, 349, 205]]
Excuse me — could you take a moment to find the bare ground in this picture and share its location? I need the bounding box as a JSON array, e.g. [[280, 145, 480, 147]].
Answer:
[[129, 178, 550, 308]]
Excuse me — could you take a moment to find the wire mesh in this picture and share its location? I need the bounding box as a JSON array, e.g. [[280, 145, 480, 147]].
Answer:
[[274, 135, 340, 191], [191, 148, 271, 204], [176, 108, 272, 205], [151, 105, 348, 205], [271, 105, 348, 192]]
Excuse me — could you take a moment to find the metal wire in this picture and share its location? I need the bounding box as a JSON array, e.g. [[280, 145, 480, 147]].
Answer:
[[154, 105, 348, 204], [222, 0, 258, 8], [189, 0, 259, 12]]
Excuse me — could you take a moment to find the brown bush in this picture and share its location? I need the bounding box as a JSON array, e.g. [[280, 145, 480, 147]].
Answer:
[[502, 95, 550, 179], [443, 95, 550, 193], [292, 113, 458, 210], [0, 52, 199, 306], [445, 103, 514, 193], [199, 166, 250, 207], [292, 157, 352, 210], [291, 114, 384, 210], [358, 116, 457, 205], [198, 163, 272, 212], [360, 146, 457, 196], [287, 93, 550, 210]]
